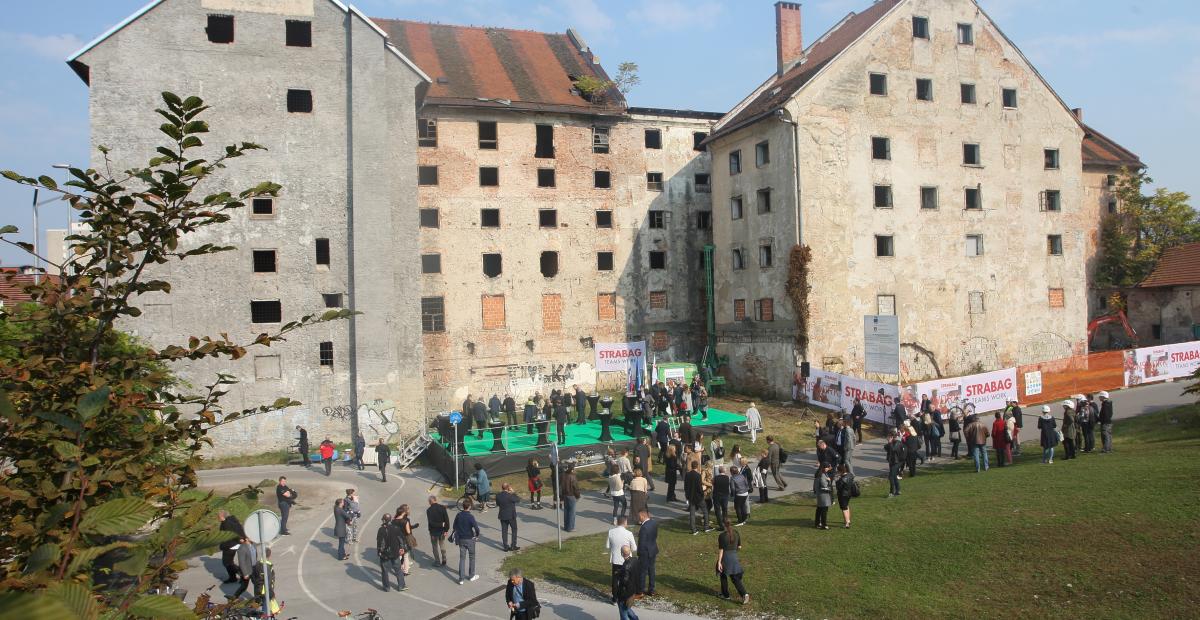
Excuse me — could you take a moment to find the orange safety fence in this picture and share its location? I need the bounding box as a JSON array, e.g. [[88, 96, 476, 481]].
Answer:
[[1016, 350, 1126, 405]]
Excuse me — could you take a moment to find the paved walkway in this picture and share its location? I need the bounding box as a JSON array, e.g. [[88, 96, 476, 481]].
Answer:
[[175, 381, 1191, 619]]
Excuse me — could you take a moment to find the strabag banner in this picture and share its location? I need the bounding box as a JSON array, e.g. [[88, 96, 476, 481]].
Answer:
[[595, 341, 646, 372], [840, 375, 901, 423], [901, 378, 963, 417], [803, 369, 843, 411], [1124, 341, 1200, 386], [958, 368, 1017, 414]]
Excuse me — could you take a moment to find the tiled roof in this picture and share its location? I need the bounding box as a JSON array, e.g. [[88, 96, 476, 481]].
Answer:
[[376, 20, 624, 115], [1082, 124, 1142, 168], [707, 0, 902, 143], [1139, 242, 1200, 288], [0, 268, 58, 306]]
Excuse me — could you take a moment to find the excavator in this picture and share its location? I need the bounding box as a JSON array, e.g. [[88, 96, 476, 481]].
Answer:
[[1087, 308, 1138, 351]]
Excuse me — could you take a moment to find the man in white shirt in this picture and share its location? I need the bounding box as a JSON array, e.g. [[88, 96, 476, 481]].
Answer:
[[605, 516, 637, 603], [745, 403, 762, 443]]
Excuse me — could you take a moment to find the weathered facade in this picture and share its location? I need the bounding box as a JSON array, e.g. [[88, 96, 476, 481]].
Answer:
[[69, 0, 430, 451], [706, 0, 1138, 394]]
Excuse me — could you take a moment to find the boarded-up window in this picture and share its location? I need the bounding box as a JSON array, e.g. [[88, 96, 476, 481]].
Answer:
[[651, 330, 669, 351], [254, 355, 281, 380], [482, 294, 506, 330], [969, 291, 985, 314], [877, 294, 895, 316], [649, 291, 667, 309], [733, 299, 746, 321], [597, 293, 617, 321], [542, 294, 561, 332], [755, 298, 774, 322], [1048, 288, 1065, 308]]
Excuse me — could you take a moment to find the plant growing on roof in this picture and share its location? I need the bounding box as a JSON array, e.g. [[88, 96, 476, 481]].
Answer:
[[573, 61, 640, 103]]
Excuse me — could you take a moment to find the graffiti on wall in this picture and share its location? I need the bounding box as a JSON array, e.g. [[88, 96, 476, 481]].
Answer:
[[322, 399, 401, 443]]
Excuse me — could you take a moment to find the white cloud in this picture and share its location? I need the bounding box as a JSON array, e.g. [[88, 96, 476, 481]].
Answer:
[[8, 33, 84, 60], [626, 0, 723, 32], [1026, 24, 1200, 60]]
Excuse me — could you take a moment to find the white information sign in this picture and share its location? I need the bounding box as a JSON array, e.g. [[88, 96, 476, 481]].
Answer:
[[863, 315, 900, 375], [1024, 371, 1043, 397]]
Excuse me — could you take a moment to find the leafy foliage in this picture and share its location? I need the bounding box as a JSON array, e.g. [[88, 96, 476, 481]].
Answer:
[[572, 61, 640, 103], [0, 92, 348, 617], [1096, 167, 1200, 286]]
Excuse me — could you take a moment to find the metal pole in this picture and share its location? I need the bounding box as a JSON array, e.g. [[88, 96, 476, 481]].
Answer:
[[31, 189, 40, 284], [554, 453, 562, 550], [257, 512, 271, 618], [453, 424, 459, 490]]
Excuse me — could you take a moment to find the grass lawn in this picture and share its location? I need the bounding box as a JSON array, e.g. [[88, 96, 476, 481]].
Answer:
[[502, 404, 1200, 619]]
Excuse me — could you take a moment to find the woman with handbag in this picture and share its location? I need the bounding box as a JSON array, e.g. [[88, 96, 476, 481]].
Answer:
[[394, 504, 420, 575]]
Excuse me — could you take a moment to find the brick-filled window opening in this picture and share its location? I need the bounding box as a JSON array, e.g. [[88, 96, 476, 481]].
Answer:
[[595, 210, 613, 228], [696, 211, 712, 230], [759, 243, 773, 268], [250, 300, 282, 324], [912, 15, 929, 39], [729, 150, 742, 175], [875, 235, 894, 257], [957, 23, 974, 45], [965, 187, 982, 210], [646, 172, 664, 192], [874, 185, 893, 208], [322, 293, 343, 308], [479, 166, 499, 187], [648, 210, 667, 229], [542, 294, 562, 332], [597, 251, 614, 271], [644, 129, 662, 149], [597, 293, 617, 321], [648, 250, 666, 269], [756, 141, 770, 166], [1047, 234, 1063, 256], [478, 121, 498, 149], [254, 355, 281, 380], [421, 296, 446, 332], [869, 72, 888, 96], [1048, 288, 1065, 308], [315, 238, 330, 266], [481, 294, 506, 330], [421, 253, 441, 274], [1002, 88, 1018, 109], [419, 208, 439, 228], [877, 294, 896, 316], [649, 291, 668, 309], [916, 78, 933, 101], [538, 210, 557, 228], [418, 165, 438, 186], [968, 291, 985, 315], [480, 208, 500, 228], [417, 118, 438, 147], [1042, 190, 1062, 212], [963, 143, 981, 166], [754, 298, 774, 322], [960, 83, 977, 104], [482, 253, 502, 278], [251, 198, 274, 217], [286, 89, 313, 113], [252, 249, 277, 273], [319, 341, 333, 366], [872, 136, 890, 160], [1044, 148, 1060, 170], [965, 234, 984, 257], [285, 20, 312, 47], [535, 124, 554, 158], [693, 132, 707, 151], [592, 126, 610, 153], [920, 186, 938, 210], [594, 170, 611, 189], [695, 173, 710, 192], [537, 168, 556, 188], [730, 196, 744, 220], [757, 188, 772, 214], [651, 330, 669, 351], [207, 14, 234, 43], [540, 251, 559, 277], [733, 299, 747, 321], [731, 248, 745, 270]]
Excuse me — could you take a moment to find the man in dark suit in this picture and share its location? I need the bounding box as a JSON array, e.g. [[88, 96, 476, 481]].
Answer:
[[217, 510, 245, 583], [275, 476, 297, 535], [496, 483, 521, 551], [505, 569, 540, 620], [636, 510, 659, 595], [684, 461, 708, 534], [553, 397, 570, 445], [296, 425, 310, 468], [574, 385, 587, 424]]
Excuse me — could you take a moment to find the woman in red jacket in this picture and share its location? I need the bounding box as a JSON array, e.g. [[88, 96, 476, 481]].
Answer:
[[991, 412, 1010, 467]]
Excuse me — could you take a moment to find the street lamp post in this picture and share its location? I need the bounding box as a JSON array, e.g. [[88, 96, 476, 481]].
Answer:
[[31, 164, 72, 284]]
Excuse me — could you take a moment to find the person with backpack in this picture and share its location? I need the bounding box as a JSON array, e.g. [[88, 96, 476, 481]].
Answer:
[[766, 436, 787, 491], [834, 463, 858, 528], [377, 514, 406, 591], [812, 462, 833, 530], [754, 451, 770, 503], [1038, 405, 1059, 464], [884, 431, 905, 498]]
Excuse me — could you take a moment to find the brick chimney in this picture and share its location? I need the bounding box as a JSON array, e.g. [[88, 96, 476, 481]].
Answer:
[[1071, 107, 1083, 121], [776, 1, 803, 77]]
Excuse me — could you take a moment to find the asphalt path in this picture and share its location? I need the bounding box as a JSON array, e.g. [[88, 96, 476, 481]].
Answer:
[[175, 380, 1193, 619]]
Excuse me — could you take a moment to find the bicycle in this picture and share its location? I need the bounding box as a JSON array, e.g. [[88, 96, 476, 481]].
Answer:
[[455, 479, 496, 511], [338, 609, 380, 620], [946, 399, 976, 420]]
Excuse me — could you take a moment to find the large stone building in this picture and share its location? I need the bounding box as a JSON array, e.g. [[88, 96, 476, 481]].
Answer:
[[704, 0, 1139, 395]]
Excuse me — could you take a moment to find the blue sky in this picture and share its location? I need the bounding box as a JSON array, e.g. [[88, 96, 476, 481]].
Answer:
[[1, 0, 1197, 266]]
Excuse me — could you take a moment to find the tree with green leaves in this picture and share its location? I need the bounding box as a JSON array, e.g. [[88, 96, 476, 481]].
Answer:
[[0, 92, 347, 618], [1095, 214, 1136, 287], [1098, 168, 1200, 285]]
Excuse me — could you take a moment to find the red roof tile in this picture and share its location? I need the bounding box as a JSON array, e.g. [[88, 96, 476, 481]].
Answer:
[[1081, 124, 1142, 168], [707, 0, 902, 143], [0, 268, 59, 306], [1139, 242, 1200, 288], [375, 20, 624, 114]]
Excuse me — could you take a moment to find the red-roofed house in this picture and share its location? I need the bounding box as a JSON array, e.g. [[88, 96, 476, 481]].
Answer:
[[1120, 242, 1200, 345], [0, 267, 58, 308]]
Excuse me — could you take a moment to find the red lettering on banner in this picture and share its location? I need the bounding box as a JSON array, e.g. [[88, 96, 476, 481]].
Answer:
[[1171, 349, 1200, 363], [964, 378, 1013, 397], [842, 386, 894, 407], [598, 349, 644, 360]]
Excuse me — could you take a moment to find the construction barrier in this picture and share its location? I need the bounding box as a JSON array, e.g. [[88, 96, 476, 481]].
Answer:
[[1016, 351, 1125, 405]]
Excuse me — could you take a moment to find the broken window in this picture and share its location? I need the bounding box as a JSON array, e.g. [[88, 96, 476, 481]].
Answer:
[[539, 210, 557, 228], [421, 254, 441, 274], [251, 300, 282, 324], [731, 248, 745, 270], [730, 196, 744, 220], [754, 298, 774, 321], [481, 208, 500, 228], [315, 238, 330, 265], [733, 299, 746, 321], [877, 294, 896, 316], [594, 170, 611, 189], [482, 253, 502, 278], [912, 16, 929, 39], [286, 20, 312, 47], [756, 141, 770, 166], [421, 296, 445, 332], [963, 143, 981, 166], [537, 168, 556, 188], [957, 23, 974, 45], [251, 198, 274, 217], [252, 249, 277, 273], [592, 126, 610, 153], [1002, 88, 1018, 108], [597, 251, 614, 271], [644, 129, 662, 149], [873, 185, 893, 208], [207, 14, 234, 44], [323, 293, 343, 308], [759, 243, 773, 268], [694, 173, 710, 192], [479, 167, 499, 187], [757, 188, 772, 213], [1044, 148, 1060, 170], [960, 83, 977, 104], [872, 137, 890, 160], [875, 235, 894, 257], [540, 251, 559, 277], [478, 121, 498, 149], [729, 150, 742, 174], [418, 165, 438, 186], [648, 210, 667, 229], [1106, 174, 1118, 188], [318, 341, 333, 366], [916, 78, 933, 101], [419, 208, 439, 228], [693, 132, 707, 151], [648, 250, 666, 269], [968, 291, 985, 315], [286, 89, 312, 113], [869, 72, 888, 96], [646, 172, 663, 192], [965, 187, 982, 210], [1043, 190, 1062, 212], [535, 124, 554, 158], [696, 211, 711, 230], [920, 186, 938, 210], [1047, 234, 1063, 255], [596, 210, 613, 228], [965, 234, 984, 257], [418, 118, 438, 147]]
